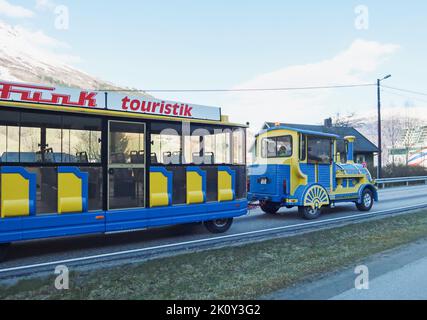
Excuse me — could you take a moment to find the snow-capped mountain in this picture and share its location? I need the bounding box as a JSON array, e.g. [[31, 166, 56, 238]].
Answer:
[[0, 20, 133, 92]]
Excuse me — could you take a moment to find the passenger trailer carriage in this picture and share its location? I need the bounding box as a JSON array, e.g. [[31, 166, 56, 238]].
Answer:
[[248, 125, 378, 219], [0, 81, 248, 260]]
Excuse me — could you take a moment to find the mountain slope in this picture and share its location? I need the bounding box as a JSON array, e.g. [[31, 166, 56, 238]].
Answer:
[[0, 20, 134, 92]]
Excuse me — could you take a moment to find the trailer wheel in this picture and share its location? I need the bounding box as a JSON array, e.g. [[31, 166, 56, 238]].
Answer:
[[204, 218, 233, 234], [260, 201, 281, 215], [0, 243, 10, 262], [298, 206, 322, 220], [356, 189, 374, 212]]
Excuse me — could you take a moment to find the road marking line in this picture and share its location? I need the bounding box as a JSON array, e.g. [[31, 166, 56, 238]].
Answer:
[[1, 203, 427, 274]]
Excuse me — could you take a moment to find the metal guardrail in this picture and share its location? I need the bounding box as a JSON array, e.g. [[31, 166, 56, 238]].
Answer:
[[375, 176, 427, 188], [2, 202, 427, 277]]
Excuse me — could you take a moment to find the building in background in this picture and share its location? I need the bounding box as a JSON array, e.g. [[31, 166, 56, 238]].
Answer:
[[388, 126, 427, 167]]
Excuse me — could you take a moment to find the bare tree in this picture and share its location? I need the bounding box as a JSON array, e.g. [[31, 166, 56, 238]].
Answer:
[[332, 112, 365, 128], [402, 117, 424, 165], [382, 116, 405, 166]]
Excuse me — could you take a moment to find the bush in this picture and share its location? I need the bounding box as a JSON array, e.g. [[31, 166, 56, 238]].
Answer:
[[377, 164, 427, 178]]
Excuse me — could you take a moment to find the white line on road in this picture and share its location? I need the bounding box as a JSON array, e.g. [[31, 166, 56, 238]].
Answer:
[[1, 203, 427, 274]]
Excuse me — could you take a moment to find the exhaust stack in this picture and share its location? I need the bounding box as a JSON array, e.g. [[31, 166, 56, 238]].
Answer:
[[344, 136, 356, 164]]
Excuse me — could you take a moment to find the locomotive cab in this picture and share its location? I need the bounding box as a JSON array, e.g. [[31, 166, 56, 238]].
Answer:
[[248, 125, 377, 219]]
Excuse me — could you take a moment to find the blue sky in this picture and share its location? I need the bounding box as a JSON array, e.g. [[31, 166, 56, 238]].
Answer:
[[1, 0, 427, 129]]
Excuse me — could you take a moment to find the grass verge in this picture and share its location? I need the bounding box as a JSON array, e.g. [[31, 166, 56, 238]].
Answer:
[[3, 209, 427, 300]]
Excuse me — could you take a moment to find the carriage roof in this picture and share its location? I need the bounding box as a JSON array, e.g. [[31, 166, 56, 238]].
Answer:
[[256, 125, 340, 139]]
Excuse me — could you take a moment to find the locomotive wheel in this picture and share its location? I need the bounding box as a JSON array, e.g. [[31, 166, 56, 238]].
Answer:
[[356, 189, 374, 212], [204, 218, 233, 234], [298, 206, 322, 220], [300, 185, 329, 220], [0, 243, 10, 262], [260, 201, 281, 215]]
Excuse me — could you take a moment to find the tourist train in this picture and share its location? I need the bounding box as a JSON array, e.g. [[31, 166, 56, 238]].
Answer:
[[0, 80, 377, 260]]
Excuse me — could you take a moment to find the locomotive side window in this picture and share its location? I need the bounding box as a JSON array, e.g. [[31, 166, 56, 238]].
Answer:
[[307, 136, 332, 164], [261, 138, 276, 158], [261, 135, 292, 158], [299, 134, 307, 161]]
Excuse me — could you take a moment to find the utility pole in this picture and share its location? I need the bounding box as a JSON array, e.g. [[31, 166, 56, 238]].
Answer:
[[377, 75, 392, 179]]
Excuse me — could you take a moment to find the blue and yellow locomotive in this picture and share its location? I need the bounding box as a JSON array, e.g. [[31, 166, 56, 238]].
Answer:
[[248, 125, 378, 219]]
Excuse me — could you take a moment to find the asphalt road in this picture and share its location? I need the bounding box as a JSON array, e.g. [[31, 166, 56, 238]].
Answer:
[[1, 185, 427, 275], [266, 236, 427, 300], [333, 255, 427, 300]]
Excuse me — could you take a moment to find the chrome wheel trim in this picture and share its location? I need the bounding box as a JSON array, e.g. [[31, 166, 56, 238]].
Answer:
[[363, 193, 372, 207], [307, 207, 318, 216], [213, 219, 228, 227]]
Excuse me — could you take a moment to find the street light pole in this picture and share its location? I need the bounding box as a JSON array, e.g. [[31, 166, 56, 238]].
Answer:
[[377, 75, 391, 179], [377, 79, 382, 179]]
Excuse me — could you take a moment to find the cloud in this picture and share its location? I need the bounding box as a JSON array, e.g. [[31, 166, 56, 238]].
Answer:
[[0, 20, 79, 66], [0, 0, 34, 18], [35, 0, 56, 11], [14, 24, 70, 49], [223, 39, 400, 130]]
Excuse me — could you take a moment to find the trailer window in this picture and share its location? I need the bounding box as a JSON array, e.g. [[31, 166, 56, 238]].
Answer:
[[151, 122, 182, 165], [183, 125, 234, 165], [307, 136, 332, 164], [261, 135, 292, 158], [151, 123, 244, 166], [61, 116, 102, 163], [109, 121, 145, 164], [0, 110, 101, 164], [232, 128, 245, 165], [184, 126, 212, 165], [215, 131, 232, 164]]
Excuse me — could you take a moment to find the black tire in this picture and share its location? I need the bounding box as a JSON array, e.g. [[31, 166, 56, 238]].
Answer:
[[260, 201, 281, 215], [298, 206, 322, 220], [356, 189, 374, 212], [0, 243, 10, 262], [204, 218, 233, 234]]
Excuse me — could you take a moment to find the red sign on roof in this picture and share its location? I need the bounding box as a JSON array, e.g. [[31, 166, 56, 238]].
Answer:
[[0, 81, 221, 121]]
